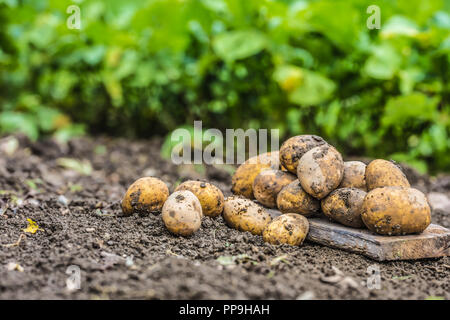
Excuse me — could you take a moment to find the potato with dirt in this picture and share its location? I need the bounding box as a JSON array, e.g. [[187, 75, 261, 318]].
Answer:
[[276, 181, 320, 216], [231, 152, 280, 199], [262, 213, 309, 246], [122, 177, 169, 216], [162, 190, 203, 236], [253, 169, 296, 208], [339, 161, 367, 191], [361, 187, 431, 235], [279, 135, 327, 174], [365, 159, 410, 191], [175, 180, 224, 217], [321, 188, 366, 228], [297, 145, 344, 199], [223, 196, 272, 235]]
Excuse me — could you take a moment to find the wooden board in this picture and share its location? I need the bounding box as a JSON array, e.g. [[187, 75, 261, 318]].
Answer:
[[266, 208, 450, 261]]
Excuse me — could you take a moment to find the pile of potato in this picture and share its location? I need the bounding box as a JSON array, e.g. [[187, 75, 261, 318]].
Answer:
[[121, 134, 431, 247]]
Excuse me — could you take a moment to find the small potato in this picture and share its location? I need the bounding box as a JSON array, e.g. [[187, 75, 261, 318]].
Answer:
[[253, 170, 297, 208], [122, 177, 169, 216], [339, 161, 367, 191], [279, 135, 327, 174], [162, 190, 203, 236], [321, 188, 366, 228], [223, 196, 272, 235], [175, 180, 224, 217], [297, 145, 344, 199], [231, 152, 279, 199], [276, 181, 320, 216], [262, 213, 309, 246], [365, 159, 410, 191], [361, 187, 431, 235]]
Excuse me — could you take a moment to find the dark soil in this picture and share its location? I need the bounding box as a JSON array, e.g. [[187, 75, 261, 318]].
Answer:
[[0, 135, 448, 300]]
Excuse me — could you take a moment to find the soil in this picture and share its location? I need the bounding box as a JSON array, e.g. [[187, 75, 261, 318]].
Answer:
[[0, 135, 448, 300]]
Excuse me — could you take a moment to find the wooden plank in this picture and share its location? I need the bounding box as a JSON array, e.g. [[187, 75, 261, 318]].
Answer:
[[266, 208, 450, 261]]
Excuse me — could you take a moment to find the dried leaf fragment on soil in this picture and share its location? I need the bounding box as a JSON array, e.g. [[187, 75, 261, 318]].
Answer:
[[23, 218, 43, 234]]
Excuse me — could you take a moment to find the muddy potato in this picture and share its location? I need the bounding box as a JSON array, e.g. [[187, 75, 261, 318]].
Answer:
[[276, 181, 320, 216], [279, 135, 327, 174], [297, 145, 344, 200], [122, 177, 169, 216], [223, 196, 272, 235], [365, 159, 410, 191], [253, 170, 297, 208], [339, 161, 367, 191], [231, 152, 280, 199], [162, 190, 203, 236], [262, 213, 309, 246], [175, 180, 224, 217], [361, 187, 431, 235], [321, 188, 366, 228]]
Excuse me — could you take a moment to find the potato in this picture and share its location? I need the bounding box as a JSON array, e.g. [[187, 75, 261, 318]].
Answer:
[[365, 159, 410, 191], [297, 145, 344, 199], [262, 213, 309, 246], [253, 169, 297, 208], [122, 177, 169, 216], [162, 190, 203, 236], [279, 135, 327, 174], [223, 196, 272, 235], [321, 188, 366, 228], [175, 180, 224, 217], [361, 187, 431, 235], [276, 181, 320, 216], [231, 152, 279, 199], [339, 161, 367, 191]]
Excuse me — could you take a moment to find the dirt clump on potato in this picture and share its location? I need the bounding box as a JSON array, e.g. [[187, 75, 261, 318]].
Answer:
[[223, 196, 272, 235], [321, 188, 366, 228], [175, 180, 224, 217], [253, 169, 296, 208], [121, 177, 169, 216], [365, 159, 410, 191], [276, 181, 320, 216], [279, 135, 327, 174], [262, 213, 309, 246], [339, 161, 367, 191]]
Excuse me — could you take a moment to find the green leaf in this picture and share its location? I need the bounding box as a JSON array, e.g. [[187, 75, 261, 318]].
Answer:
[[56, 158, 93, 176], [381, 16, 420, 39], [363, 44, 401, 80], [213, 30, 267, 62], [288, 69, 335, 106]]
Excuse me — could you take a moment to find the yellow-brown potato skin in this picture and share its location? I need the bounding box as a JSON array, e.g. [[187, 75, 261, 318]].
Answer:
[[121, 177, 169, 216], [223, 197, 272, 235], [175, 180, 224, 217], [162, 190, 203, 236], [231, 152, 279, 199], [253, 170, 296, 208], [339, 161, 367, 191], [361, 187, 431, 235], [365, 159, 410, 191], [262, 213, 309, 246], [276, 181, 320, 216], [321, 188, 366, 228], [297, 145, 344, 200], [279, 135, 327, 174]]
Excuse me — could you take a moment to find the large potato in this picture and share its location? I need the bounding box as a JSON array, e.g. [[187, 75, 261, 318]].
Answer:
[[262, 213, 309, 246], [365, 159, 410, 191], [231, 152, 279, 199], [253, 170, 296, 208], [223, 197, 272, 235], [297, 145, 344, 199], [162, 190, 203, 236], [321, 188, 366, 228], [279, 135, 327, 174], [339, 161, 367, 191], [361, 187, 431, 235], [276, 181, 320, 216], [175, 180, 224, 217], [122, 177, 169, 216]]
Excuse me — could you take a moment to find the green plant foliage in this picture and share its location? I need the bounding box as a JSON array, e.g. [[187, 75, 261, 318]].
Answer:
[[0, 0, 449, 173]]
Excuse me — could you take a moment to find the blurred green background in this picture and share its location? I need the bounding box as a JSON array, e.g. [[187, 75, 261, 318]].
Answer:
[[0, 0, 449, 173]]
